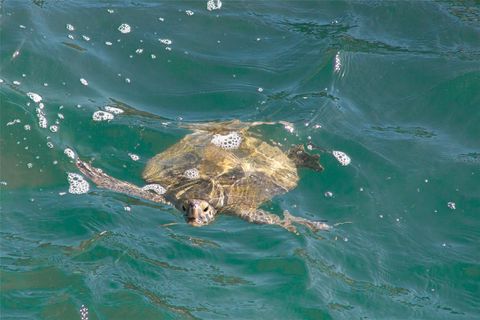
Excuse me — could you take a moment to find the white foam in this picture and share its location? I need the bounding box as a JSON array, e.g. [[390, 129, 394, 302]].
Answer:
[[64, 148, 76, 159], [104, 106, 124, 114], [92, 111, 114, 122], [27, 92, 42, 103], [118, 23, 131, 34], [332, 150, 351, 166], [68, 173, 90, 194], [105, 41, 113, 46], [24, 124, 31, 130], [207, 0, 222, 11], [184, 168, 200, 179], [142, 184, 166, 195], [13, 80, 21, 85], [128, 153, 139, 161], [211, 131, 242, 150], [66, 24, 75, 31]]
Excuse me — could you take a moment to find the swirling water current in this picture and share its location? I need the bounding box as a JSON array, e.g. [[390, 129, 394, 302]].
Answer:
[[1, 1, 479, 319]]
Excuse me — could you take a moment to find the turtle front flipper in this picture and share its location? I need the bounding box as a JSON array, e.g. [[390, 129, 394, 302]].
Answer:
[[231, 208, 330, 234], [287, 144, 324, 172], [76, 160, 170, 205]]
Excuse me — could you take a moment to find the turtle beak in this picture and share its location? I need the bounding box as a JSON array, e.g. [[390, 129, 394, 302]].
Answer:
[[185, 200, 203, 225], [183, 199, 215, 226]]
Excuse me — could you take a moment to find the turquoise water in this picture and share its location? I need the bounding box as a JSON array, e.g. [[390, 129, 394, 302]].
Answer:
[[1, 1, 479, 319]]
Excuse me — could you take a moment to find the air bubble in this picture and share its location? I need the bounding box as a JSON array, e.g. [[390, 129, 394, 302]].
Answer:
[[142, 184, 166, 195], [184, 168, 200, 179], [49, 125, 58, 133], [6, 119, 21, 126], [332, 150, 351, 166], [64, 148, 76, 159], [118, 23, 131, 34], [128, 153, 139, 161], [66, 24, 75, 31], [92, 111, 114, 122], [447, 202, 456, 210], [159, 38, 172, 45], [135, 48, 143, 54], [67, 173, 90, 194], [324, 191, 333, 197], [80, 78, 88, 86], [211, 131, 242, 150], [82, 35, 91, 41]]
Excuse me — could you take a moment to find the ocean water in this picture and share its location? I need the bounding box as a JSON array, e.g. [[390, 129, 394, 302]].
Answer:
[[1, 1, 479, 319]]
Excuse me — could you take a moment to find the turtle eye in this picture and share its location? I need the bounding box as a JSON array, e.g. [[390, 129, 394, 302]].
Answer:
[[182, 205, 186, 211], [203, 206, 208, 212]]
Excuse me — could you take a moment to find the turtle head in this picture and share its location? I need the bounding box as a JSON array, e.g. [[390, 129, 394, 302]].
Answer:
[[181, 199, 217, 226]]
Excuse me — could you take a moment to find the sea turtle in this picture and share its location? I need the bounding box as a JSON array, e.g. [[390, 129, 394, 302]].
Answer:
[[75, 120, 330, 233]]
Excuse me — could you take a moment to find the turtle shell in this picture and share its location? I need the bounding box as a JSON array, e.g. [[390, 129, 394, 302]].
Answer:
[[142, 130, 298, 212]]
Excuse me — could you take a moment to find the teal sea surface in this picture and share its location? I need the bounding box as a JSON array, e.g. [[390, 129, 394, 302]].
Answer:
[[1, 1, 479, 319]]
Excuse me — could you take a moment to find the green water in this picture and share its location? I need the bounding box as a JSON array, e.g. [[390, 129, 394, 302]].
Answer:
[[1, 1, 479, 319]]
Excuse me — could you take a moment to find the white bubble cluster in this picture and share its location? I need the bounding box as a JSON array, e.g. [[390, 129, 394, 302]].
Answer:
[[334, 51, 341, 72], [49, 125, 58, 133], [185, 10, 194, 16], [211, 131, 242, 150], [92, 111, 114, 122], [64, 148, 76, 159], [142, 184, 166, 195], [332, 150, 351, 166], [66, 24, 75, 31], [207, 0, 222, 11], [36, 107, 47, 128], [118, 23, 131, 34], [447, 202, 456, 210], [159, 38, 172, 45], [128, 153, 140, 161], [104, 106, 124, 114], [27, 92, 42, 103], [184, 168, 200, 179], [67, 173, 90, 194], [79, 304, 89, 320]]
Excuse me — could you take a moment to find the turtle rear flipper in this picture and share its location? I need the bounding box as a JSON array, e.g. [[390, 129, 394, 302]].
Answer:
[[287, 145, 324, 172]]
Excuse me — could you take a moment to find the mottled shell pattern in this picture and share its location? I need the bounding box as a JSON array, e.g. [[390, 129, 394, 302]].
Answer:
[[142, 125, 298, 213]]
